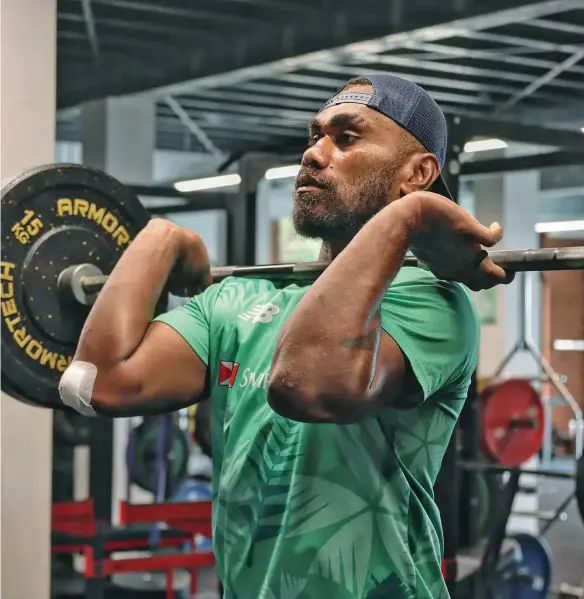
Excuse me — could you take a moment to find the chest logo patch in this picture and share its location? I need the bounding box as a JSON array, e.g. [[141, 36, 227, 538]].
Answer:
[[218, 360, 240, 387], [238, 302, 280, 324]]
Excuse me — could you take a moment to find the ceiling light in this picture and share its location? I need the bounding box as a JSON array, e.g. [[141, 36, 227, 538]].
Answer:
[[581, 127, 584, 133], [265, 165, 301, 180], [534, 220, 584, 233], [174, 173, 241, 192], [463, 139, 508, 153], [554, 339, 584, 352]]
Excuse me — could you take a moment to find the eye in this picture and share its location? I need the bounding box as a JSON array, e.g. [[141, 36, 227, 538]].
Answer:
[[338, 132, 358, 145]]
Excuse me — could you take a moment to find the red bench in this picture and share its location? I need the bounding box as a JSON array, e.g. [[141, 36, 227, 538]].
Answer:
[[51, 499, 215, 599]]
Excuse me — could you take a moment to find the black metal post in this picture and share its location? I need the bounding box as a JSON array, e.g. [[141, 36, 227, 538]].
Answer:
[[86, 416, 114, 599], [226, 152, 274, 265]]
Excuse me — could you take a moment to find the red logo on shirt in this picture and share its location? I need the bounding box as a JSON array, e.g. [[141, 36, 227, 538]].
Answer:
[[218, 361, 240, 387]]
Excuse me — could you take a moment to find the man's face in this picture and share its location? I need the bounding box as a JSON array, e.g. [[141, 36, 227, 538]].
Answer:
[[292, 85, 408, 241]]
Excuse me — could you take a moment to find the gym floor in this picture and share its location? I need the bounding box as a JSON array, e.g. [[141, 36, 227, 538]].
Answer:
[[538, 458, 584, 592]]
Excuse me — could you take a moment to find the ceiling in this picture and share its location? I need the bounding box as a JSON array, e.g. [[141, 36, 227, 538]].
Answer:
[[56, 0, 584, 157]]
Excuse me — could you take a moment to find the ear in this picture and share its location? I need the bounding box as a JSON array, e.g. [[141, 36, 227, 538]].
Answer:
[[398, 153, 441, 196]]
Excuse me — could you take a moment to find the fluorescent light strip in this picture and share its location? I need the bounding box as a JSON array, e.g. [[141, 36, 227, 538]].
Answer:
[[463, 139, 508, 153], [265, 165, 301, 180], [174, 173, 241, 192], [554, 339, 584, 352], [534, 220, 584, 233]]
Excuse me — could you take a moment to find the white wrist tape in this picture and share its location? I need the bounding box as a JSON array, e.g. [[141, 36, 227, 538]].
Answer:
[[58, 361, 98, 417]]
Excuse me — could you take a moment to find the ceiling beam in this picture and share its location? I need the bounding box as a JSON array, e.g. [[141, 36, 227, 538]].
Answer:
[[127, 0, 583, 100], [493, 49, 584, 114]]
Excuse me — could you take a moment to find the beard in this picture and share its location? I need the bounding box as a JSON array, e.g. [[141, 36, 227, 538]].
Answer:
[[292, 164, 398, 241]]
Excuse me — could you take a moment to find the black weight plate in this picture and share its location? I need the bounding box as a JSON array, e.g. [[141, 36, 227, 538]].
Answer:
[[1, 164, 154, 409], [577, 454, 584, 527], [129, 419, 189, 497], [53, 409, 92, 446], [194, 398, 212, 458]]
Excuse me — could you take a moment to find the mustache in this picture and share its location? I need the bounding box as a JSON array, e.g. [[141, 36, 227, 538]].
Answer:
[[295, 168, 333, 190]]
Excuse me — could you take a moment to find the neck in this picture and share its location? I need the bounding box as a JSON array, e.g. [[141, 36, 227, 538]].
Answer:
[[319, 239, 349, 261]]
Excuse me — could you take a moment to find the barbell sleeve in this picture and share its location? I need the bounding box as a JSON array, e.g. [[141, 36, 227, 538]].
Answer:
[[76, 246, 584, 300]]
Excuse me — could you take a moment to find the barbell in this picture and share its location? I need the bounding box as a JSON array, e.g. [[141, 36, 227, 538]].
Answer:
[[2, 163, 584, 410]]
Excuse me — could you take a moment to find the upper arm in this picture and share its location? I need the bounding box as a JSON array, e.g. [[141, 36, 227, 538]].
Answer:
[[374, 272, 480, 409], [93, 283, 223, 416]]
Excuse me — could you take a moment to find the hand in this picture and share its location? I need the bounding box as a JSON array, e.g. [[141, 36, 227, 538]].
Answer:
[[398, 192, 515, 291], [166, 223, 212, 296]]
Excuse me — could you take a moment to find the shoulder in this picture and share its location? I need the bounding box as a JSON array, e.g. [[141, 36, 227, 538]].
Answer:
[[387, 266, 478, 318], [382, 266, 480, 375]]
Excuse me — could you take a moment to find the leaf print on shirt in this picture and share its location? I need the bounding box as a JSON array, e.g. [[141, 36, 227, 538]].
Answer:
[[259, 573, 307, 599], [367, 572, 415, 599], [394, 405, 453, 477], [281, 420, 412, 598], [217, 408, 303, 567]]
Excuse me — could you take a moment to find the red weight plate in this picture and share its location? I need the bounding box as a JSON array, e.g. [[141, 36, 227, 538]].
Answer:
[[480, 379, 544, 466]]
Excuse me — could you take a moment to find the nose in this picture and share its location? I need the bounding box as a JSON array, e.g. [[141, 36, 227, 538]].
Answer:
[[301, 136, 332, 169]]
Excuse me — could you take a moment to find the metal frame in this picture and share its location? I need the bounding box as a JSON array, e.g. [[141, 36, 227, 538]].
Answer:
[[492, 271, 583, 463], [56, 0, 584, 155]]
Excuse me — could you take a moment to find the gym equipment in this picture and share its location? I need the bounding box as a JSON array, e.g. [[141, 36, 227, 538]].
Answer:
[[53, 410, 92, 446], [577, 454, 584, 525], [193, 399, 212, 458], [480, 379, 544, 466], [474, 468, 500, 539], [112, 571, 191, 594], [494, 533, 553, 599], [1, 164, 153, 409], [77, 245, 584, 295], [462, 460, 584, 528], [128, 417, 189, 497], [2, 163, 584, 411], [491, 271, 583, 463]]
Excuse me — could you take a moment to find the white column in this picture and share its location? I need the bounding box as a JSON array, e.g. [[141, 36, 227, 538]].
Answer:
[[473, 174, 506, 379], [81, 97, 156, 518], [501, 154, 541, 537], [0, 0, 56, 597], [81, 96, 155, 184]]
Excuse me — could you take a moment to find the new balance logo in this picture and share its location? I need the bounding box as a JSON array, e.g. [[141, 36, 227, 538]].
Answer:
[[238, 303, 280, 324], [218, 361, 240, 387]]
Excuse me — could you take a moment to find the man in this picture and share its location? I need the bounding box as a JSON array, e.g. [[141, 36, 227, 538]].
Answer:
[[60, 75, 511, 599]]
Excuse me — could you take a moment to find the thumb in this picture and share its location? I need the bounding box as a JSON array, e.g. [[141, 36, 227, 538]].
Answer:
[[474, 221, 504, 247]]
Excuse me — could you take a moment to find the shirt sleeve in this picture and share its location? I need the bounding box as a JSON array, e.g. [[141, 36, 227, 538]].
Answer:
[[380, 269, 480, 401], [152, 282, 225, 367]]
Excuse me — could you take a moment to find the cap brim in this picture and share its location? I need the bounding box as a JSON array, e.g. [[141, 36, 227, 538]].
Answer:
[[431, 173, 454, 201]]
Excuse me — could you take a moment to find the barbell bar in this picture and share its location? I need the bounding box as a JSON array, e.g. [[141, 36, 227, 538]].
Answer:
[[62, 246, 584, 306], [2, 163, 584, 411]]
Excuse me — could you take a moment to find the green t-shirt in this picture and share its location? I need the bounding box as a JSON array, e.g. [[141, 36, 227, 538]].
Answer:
[[154, 265, 480, 599]]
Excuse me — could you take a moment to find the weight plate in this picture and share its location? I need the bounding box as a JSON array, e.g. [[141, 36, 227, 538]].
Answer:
[[194, 399, 212, 458], [53, 409, 92, 446], [577, 454, 584, 526], [128, 418, 189, 497], [1, 164, 153, 409], [480, 379, 544, 466], [495, 533, 552, 599], [112, 571, 190, 593], [172, 480, 213, 502]]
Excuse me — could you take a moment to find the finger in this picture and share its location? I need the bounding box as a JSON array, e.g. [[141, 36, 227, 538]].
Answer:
[[481, 256, 507, 280], [467, 220, 504, 248]]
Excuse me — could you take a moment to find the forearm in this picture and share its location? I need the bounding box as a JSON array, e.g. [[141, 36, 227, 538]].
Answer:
[[75, 218, 181, 368], [268, 203, 413, 415]]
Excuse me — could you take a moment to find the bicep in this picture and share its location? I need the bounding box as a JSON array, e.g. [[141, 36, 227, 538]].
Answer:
[[371, 332, 424, 409], [93, 321, 208, 416]]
